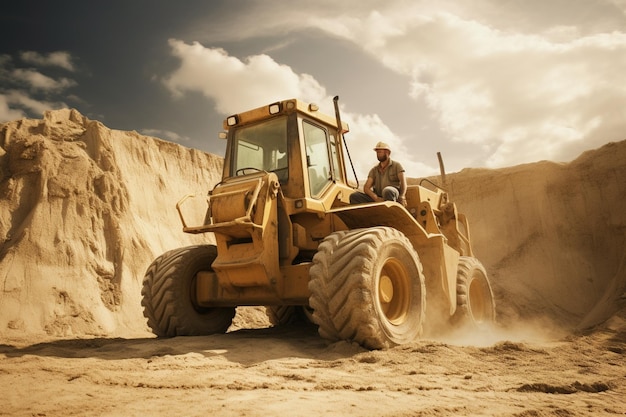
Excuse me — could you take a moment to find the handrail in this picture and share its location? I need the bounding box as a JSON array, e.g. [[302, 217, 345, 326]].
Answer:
[[419, 178, 447, 193], [176, 177, 265, 232], [175, 194, 202, 229]]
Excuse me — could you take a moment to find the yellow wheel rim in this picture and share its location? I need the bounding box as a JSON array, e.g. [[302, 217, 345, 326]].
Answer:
[[469, 275, 490, 322], [378, 258, 411, 325]]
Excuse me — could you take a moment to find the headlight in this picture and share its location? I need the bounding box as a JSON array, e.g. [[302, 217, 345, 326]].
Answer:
[[226, 115, 239, 126], [269, 102, 282, 114]]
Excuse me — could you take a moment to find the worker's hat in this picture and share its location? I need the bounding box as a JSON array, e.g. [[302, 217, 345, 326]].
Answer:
[[373, 141, 391, 151]]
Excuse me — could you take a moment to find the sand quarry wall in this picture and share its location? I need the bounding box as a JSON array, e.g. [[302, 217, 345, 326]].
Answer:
[[0, 110, 222, 337], [436, 145, 626, 330], [0, 109, 624, 338]]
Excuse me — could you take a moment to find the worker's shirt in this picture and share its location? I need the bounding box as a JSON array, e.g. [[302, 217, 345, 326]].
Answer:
[[367, 159, 405, 197]]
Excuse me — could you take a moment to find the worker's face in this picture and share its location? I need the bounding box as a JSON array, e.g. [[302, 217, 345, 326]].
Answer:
[[376, 149, 389, 162]]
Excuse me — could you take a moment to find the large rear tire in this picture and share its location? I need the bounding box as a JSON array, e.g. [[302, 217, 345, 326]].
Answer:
[[309, 227, 426, 349], [141, 245, 236, 337], [451, 257, 496, 327]]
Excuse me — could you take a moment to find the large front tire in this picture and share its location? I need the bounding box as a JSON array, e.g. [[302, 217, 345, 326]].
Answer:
[[141, 245, 236, 337], [451, 257, 496, 327], [309, 227, 426, 349]]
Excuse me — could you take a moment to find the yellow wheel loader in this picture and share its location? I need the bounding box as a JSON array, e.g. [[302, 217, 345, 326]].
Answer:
[[141, 97, 495, 349]]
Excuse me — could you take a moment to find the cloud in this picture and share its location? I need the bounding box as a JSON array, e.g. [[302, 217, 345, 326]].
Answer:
[[168, 1, 626, 172], [11, 69, 76, 92], [141, 128, 191, 143], [0, 94, 26, 122], [163, 39, 329, 114], [303, 4, 626, 167], [0, 51, 79, 121], [20, 51, 75, 71], [2, 90, 68, 117], [342, 110, 437, 179], [192, 0, 626, 168]]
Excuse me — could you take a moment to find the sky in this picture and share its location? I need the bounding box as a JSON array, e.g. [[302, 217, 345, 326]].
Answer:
[[1, 0, 625, 178]]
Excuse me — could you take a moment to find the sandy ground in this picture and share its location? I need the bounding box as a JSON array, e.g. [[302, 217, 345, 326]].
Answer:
[[1, 308, 625, 417], [1, 110, 625, 416]]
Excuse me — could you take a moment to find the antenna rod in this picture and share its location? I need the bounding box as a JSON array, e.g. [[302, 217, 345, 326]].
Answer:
[[333, 96, 359, 187], [437, 151, 447, 186]]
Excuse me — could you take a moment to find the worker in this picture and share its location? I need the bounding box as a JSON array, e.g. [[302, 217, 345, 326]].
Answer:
[[350, 141, 407, 206]]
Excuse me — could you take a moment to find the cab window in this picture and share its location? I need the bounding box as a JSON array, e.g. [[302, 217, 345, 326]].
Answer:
[[232, 116, 288, 181], [303, 121, 331, 197]]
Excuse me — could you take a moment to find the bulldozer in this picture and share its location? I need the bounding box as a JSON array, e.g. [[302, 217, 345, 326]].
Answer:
[[141, 97, 496, 349]]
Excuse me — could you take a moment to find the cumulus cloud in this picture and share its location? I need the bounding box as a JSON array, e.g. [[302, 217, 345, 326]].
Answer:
[[304, 4, 626, 167], [11, 69, 77, 92], [3, 90, 68, 116], [163, 39, 329, 114], [20, 51, 75, 71]]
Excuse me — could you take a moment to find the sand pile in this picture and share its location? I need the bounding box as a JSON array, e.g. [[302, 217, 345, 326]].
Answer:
[[0, 109, 223, 337], [431, 141, 626, 331], [1, 109, 624, 339]]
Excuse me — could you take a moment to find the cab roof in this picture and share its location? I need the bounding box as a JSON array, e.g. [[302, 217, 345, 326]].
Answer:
[[222, 98, 349, 133]]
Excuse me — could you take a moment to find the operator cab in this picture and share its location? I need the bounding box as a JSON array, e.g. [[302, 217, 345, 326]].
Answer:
[[222, 99, 349, 200]]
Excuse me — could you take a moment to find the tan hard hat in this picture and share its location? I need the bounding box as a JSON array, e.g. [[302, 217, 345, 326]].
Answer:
[[373, 141, 391, 151]]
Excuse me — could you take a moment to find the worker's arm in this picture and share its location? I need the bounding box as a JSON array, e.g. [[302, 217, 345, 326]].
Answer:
[[363, 177, 382, 202]]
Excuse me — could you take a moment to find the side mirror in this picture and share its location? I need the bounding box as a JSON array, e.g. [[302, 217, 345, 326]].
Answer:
[[218, 132, 227, 140]]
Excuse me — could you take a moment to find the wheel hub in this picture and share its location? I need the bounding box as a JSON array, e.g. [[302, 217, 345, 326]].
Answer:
[[379, 275, 394, 303], [378, 259, 411, 325]]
